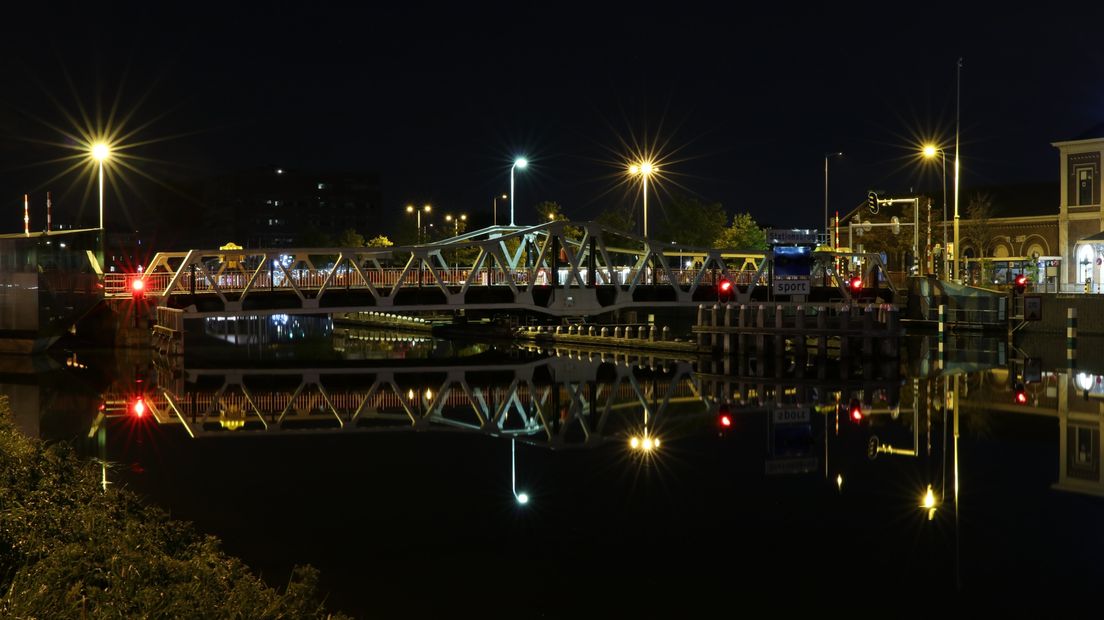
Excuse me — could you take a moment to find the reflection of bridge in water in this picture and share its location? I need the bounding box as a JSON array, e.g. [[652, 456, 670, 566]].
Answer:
[[100, 356, 712, 448]]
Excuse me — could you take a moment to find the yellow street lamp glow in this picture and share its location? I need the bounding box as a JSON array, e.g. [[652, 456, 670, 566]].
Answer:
[[424, 388, 433, 400], [922, 144, 938, 159], [91, 143, 110, 161], [630, 436, 640, 449], [922, 484, 936, 509], [406, 204, 415, 213], [627, 160, 657, 237]]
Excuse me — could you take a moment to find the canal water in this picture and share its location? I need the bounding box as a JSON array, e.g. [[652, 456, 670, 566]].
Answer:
[[4, 315, 1104, 616]]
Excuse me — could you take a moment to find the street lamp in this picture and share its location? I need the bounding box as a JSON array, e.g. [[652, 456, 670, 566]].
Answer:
[[406, 203, 432, 243], [824, 152, 842, 247], [511, 438, 530, 506], [91, 142, 110, 230], [493, 193, 507, 227], [510, 158, 528, 226], [444, 213, 467, 237], [628, 160, 656, 238], [922, 144, 948, 278]]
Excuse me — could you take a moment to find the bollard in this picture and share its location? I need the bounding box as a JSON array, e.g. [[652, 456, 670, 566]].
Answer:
[[937, 304, 945, 359], [614, 326, 623, 338], [626, 326, 635, 338], [1068, 307, 1078, 367], [724, 303, 735, 354], [648, 325, 655, 341], [884, 305, 899, 358], [662, 325, 670, 341], [711, 304, 720, 349], [816, 306, 827, 359], [697, 304, 706, 349], [589, 326, 596, 336], [862, 304, 874, 357], [839, 305, 851, 357], [601, 326, 609, 337]]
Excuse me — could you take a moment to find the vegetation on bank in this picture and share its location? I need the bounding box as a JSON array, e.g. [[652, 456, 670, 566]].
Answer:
[[0, 397, 347, 618]]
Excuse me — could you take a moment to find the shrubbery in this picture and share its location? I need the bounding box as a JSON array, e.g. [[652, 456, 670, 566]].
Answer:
[[0, 397, 346, 618]]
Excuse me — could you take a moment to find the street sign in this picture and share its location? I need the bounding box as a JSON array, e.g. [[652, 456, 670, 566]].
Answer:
[[773, 278, 810, 296]]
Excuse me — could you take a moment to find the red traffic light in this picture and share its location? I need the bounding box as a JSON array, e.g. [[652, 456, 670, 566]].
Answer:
[[131, 278, 146, 294], [1013, 274, 1027, 293], [719, 279, 733, 293], [719, 413, 733, 428], [849, 276, 862, 292], [131, 398, 146, 417], [1013, 382, 1027, 404], [848, 399, 863, 422]]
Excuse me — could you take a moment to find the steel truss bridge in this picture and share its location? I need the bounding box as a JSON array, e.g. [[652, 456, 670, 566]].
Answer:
[[104, 222, 770, 318]]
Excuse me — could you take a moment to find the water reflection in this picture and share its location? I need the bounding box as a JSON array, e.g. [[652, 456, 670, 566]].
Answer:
[[5, 332, 1104, 610]]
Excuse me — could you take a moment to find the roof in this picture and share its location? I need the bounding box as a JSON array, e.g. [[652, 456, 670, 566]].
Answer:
[[1077, 230, 1104, 243]]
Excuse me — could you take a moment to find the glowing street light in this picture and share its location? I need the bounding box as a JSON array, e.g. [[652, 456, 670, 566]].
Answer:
[[91, 142, 110, 230], [510, 158, 528, 226], [922, 144, 948, 278], [511, 438, 530, 506], [922, 483, 937, 520], [628, 160, 656, 237], [405, 203, 432, 243]]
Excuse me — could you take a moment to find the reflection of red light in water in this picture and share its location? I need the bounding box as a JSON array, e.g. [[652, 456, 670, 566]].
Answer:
[[850, 407, 863, 422], [719, 414, 732, 427]]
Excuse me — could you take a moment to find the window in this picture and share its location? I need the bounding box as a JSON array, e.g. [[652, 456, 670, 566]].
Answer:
[[1077, 167, 1095, 205]]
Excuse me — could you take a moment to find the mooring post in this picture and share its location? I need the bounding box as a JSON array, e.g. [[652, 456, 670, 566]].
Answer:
[[816, 306, 827, 359], [1068, 307, 1078, 367], [839, 305, 851, 358], [862, 304, 874, 357]]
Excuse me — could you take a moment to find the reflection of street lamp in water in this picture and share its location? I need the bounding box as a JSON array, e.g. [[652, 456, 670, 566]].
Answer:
[[512, 438, 529, 505]]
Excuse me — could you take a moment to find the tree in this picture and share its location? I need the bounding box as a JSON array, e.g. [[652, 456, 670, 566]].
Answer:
[[595, 205, 635, 234], [966, 192, 996, 282], [535, 200, 582, 240], [715, 213, 768, 251], [365, 235, 393, 248], [656, 196, 726, 246], [336, 228, 366, 248]]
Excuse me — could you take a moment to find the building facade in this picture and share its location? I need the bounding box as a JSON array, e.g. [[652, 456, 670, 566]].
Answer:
[[1054, 129, 1104, 287]]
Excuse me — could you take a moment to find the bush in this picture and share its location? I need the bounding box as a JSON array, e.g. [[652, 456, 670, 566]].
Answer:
[[0, 396, 347, 618]]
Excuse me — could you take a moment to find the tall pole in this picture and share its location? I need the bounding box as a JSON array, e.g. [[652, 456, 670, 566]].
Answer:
[[824, 153, 842, 248], [953, 57, 963, 283], [942, 150, 948, 278], [510, 164, 516, 226], [824, 155, 829, 245], [643, 173, 649, 238], [493, 196, 497, 227], [98, 159, 105, 230]]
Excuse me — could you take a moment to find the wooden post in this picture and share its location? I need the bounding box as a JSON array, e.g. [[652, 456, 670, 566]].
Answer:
[[1068, 307, 1078, 367]]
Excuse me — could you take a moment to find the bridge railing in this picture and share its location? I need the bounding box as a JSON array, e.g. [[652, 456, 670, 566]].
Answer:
[[105, 266, 767, 297]]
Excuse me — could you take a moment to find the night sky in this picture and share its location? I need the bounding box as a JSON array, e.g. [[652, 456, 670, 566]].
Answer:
[[1, 4, 1101, 235]]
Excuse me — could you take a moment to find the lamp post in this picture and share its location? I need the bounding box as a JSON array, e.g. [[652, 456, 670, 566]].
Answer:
[[922, 145, 948, 278], [444, 213, 467, 272], [510, 158, 528, 226], [492, 193, 507, 227], [953, 57, 964, 284], [628, 161, 656, 238], [92, 143, 110, 230], [824, 152, 843, 247], [406, 203, 432, 243]]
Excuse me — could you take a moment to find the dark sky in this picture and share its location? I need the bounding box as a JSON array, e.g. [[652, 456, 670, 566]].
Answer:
[[2, 3, 1102, 235]]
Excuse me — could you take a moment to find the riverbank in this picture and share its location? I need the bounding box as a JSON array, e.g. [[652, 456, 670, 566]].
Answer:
[[0, 397, 346, 618]]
